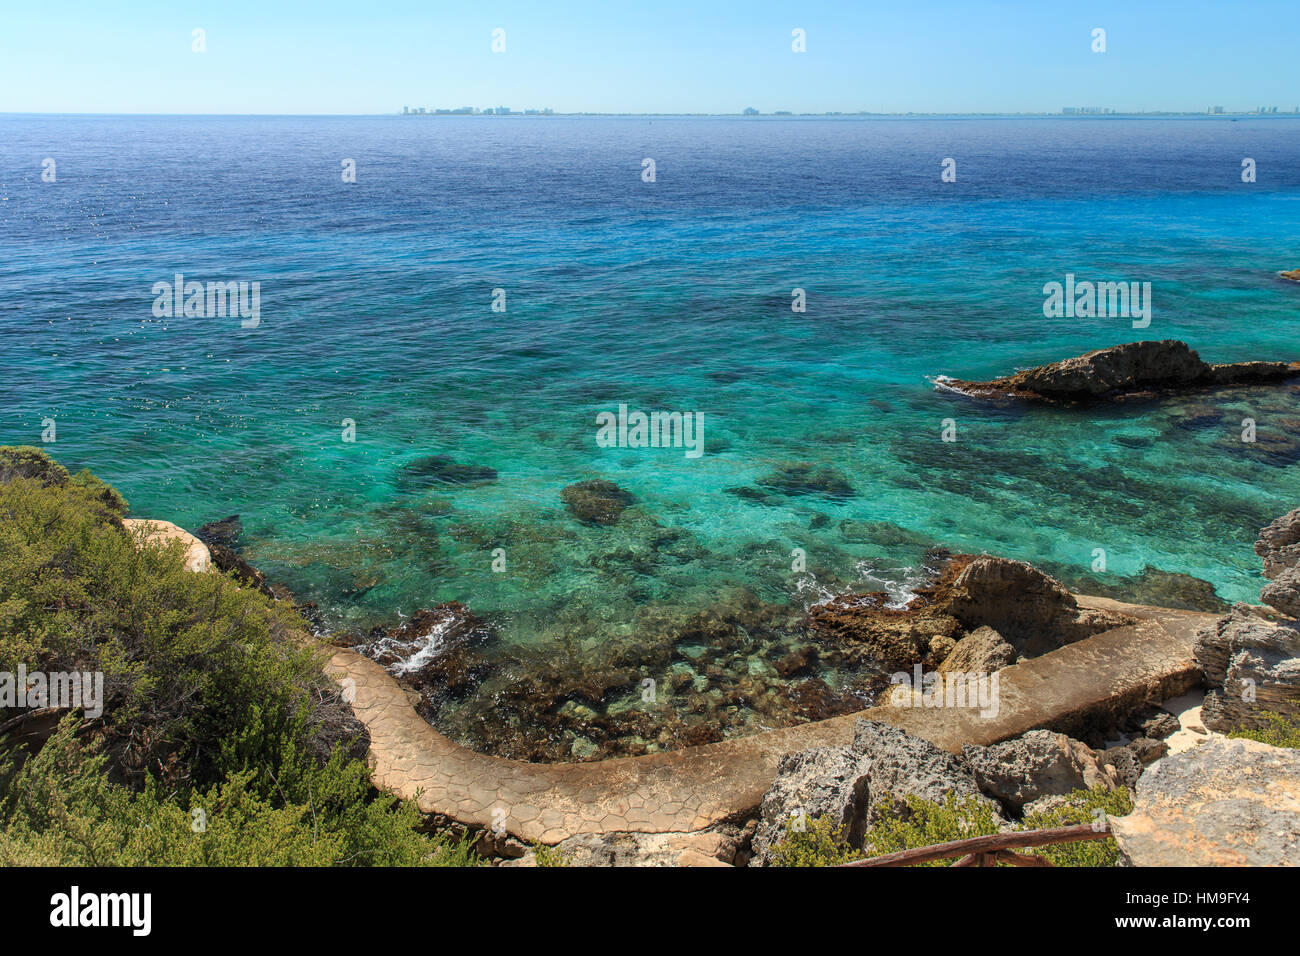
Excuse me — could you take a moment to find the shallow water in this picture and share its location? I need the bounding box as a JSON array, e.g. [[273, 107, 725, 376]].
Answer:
[[3, 114, 1299, 753]]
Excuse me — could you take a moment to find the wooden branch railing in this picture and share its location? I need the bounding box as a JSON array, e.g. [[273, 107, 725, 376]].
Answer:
[[839, 822, 1111, 867]]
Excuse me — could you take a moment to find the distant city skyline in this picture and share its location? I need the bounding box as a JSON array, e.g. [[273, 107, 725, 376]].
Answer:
[[3, 0, 1298, 115]]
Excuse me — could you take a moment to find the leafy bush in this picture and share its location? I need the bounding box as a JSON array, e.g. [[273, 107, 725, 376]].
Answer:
[[768, 787, 1132, 867], [0, 448, 479, 866], [862, 792, 1003, 865], [767, 815, 865, 867], [1021, 786, 1132, 867], [1228, 712, 1300, 749]]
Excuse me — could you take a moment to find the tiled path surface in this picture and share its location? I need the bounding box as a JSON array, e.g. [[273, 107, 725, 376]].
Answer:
[[325, 596, 1215, 844]]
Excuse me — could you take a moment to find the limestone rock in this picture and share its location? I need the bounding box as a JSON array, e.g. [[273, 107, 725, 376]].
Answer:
[[122, 518, 211, 573], [944, 340, 1297, 404], [1196, 604, 1300, 731], [1262, 564, 1300, 618], [749, 747, 870, 866], [942, 556, 1126, 657], [1256, 507, 1300, 579], [937, 626, 1018, 675], [526, 828, 741, 867], [852, 719, 999, 824], [962, 730, 1120, 812], [1110, 737, 1300, 866], [807, 554, 1126, 679]]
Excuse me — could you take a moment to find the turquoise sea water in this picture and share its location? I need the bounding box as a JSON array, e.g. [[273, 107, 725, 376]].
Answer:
[[3, 115, 1299, 749]]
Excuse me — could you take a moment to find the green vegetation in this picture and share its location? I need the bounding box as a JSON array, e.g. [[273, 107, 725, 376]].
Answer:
[[767, 815, 865, 867], [1228, 712, 1300, 749], [769, 786, 1133, 867], [531, 842, 572, 867], [0, 447, 480, 866]]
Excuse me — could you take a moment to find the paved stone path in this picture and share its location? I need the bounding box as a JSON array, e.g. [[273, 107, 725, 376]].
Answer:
[[325, 596, 1215, 844]]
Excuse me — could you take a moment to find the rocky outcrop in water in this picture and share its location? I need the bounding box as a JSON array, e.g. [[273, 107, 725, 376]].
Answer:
[[1195, 507, 1300, 732], [1110, 737, 1300, 866], [1196, 604, 1300, 732], [1256, 507, 1300, 579], [941, 340, 1298, 404], [936, 626, 1017, 675], [807, 554, 1130, 674]]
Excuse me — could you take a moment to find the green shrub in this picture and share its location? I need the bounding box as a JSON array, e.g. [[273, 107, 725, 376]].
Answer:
[[0, 446, 69, 486], [1228, 712, 1300, 749], [768, 787, 1132, 868], [1021, 786, 1132, 867], [0, 451, 479, 866], [862, 792, 1003, 865], [532, 842, 571, 867], [0, 719, 482, 866], [767, 815, 864, 867]]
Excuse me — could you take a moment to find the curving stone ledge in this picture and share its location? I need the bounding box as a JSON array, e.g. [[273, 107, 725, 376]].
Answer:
[[325, 596, 1215, 844]]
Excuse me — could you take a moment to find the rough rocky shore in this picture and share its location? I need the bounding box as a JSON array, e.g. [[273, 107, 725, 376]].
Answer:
[[939, 340, 1299, 404]]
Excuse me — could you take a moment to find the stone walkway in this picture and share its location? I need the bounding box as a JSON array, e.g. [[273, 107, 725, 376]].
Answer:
[[324, 596, 1216, 844]]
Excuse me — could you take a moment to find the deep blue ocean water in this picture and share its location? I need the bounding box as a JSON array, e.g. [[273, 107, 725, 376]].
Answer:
[[3, 115, 1299, 739]]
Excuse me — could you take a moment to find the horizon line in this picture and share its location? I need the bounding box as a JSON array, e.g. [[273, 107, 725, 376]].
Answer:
[[4, 110, 1299, 119]]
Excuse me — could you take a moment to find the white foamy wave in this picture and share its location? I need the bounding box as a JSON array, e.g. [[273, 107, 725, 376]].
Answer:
[[364, 615, 457, 675]]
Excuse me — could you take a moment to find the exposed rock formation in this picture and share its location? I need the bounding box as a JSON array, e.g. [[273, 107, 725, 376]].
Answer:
[[1195, 508, 1300, 731], [808, 554, 1130, 674], [508, 827, 745, 867], [937, 626, 1017, 675], [750, 719, 999, 866], [941, 340, 1298, 404], [1256, 507, 1300, 580], [1281, 268, 1300, 283], [1262, 565, 1300, 618], [121, 518, 211, 573], [852, 719, 999, 825], [750, 747, 871, 864], [961, 730, 1120, 812], [1110, 737, 1300, 866], [1196, 604, 1300, 732]]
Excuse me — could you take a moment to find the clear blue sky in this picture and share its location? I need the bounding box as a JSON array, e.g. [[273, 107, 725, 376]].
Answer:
[[2, 0, 1296, 114]]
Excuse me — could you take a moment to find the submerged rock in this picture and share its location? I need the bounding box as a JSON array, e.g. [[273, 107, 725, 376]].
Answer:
[[195, 513, 243, 549], [398, 455, 498, 489], [941, 340, 1298, 404], [1110, 737, 1300, 866], [756, 462, 855, 499], [561, 479, 634, 525]]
